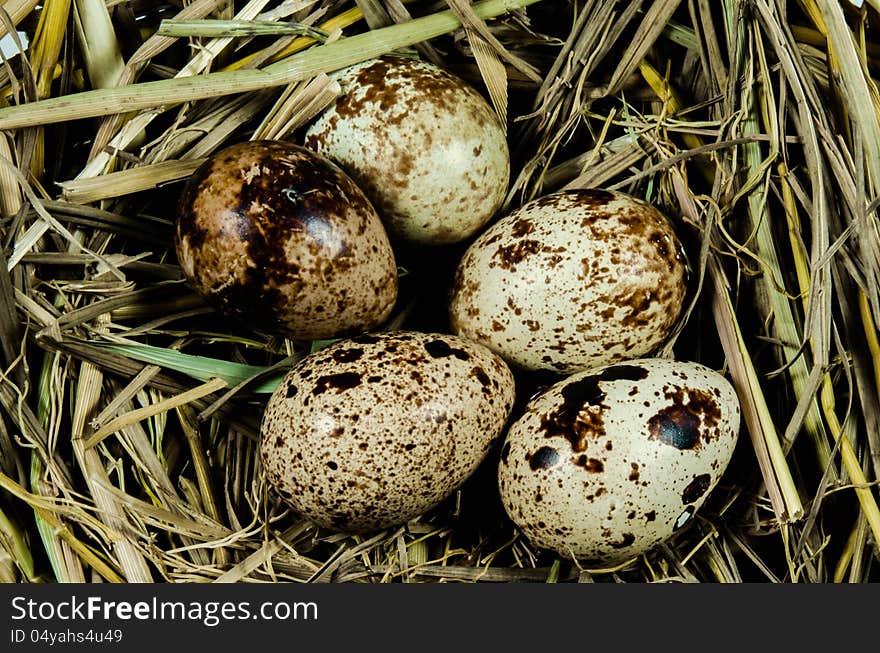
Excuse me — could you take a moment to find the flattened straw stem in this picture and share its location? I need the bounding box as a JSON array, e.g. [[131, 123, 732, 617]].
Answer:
[[709, 257, 790, 522], [176, 406, 226, 538], [156, 19, 331, 39], [818, 375, 880, 548], [60, 159, 205, 204], [72, 358, 154, 582], [84, 377, 228, 450], [31, 0, 72, 99], [0, 0, 40, 40], [0, 0, 545, 129], [0, 503, 36, 581], [74, 0, 125, 90], [89, 366, 162, 430]]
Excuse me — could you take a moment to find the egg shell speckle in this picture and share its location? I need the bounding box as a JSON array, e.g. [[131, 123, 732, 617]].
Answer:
[[497, 358, 740, 564], [261, 331, 516, 532], [304, 56, 510, 245], [449, 189, 688, 374], [175, 140, 398, 340]]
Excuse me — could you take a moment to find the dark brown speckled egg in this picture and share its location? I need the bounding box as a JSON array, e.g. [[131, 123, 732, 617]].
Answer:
[[175, 140, 398, 340], [304, 56, 510, 245], [449, 189, 688, 374], [497, 358, 740, 566], [260, 331, 515, 532]]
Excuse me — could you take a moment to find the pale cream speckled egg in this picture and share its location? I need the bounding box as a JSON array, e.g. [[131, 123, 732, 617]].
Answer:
[[449, 189, 688, 374], [260, 331, 516, 532], [304, 56, 510, 245], [175, 140, 398, 340], [497, 358, 740, 565]]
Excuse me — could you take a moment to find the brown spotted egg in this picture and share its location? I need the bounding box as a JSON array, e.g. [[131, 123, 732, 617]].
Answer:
[[449, 189, 688, 374], [260, 331, 515, 532], [497, 358, 740, 565], [304, 56, 509, 245], [175, 140, 397, 340]]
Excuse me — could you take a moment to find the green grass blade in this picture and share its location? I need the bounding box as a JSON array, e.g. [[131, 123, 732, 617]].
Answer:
[[90, 341, 286, 394]]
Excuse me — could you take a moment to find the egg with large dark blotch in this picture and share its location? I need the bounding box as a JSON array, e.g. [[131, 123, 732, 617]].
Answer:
[[175, 140, 398, 340], [497, 358, 740, 565], [260, 331, 516, 533]]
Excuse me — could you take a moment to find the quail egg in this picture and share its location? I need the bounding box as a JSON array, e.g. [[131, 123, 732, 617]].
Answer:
[[261, 331, 516, 532], [304, 56, 510, 245], [175, 140, 398, 340], [449, 189, 688, 374], [497, 358, 740, 565]]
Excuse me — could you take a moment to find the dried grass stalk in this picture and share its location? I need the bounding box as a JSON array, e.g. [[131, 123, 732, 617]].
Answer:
[[252, 73, 340, 140], [157, 19, 331, 39], [0, 0, 544, 129], [468, 32, 509, 127], [60, 160, 205, 203], [0, 0, 40, 40], [0, 135, 21, 217], [73, 0, 125, 89]]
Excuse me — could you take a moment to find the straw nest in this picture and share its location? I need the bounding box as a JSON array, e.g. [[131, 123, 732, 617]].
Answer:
[[0, 0, 878, 583]]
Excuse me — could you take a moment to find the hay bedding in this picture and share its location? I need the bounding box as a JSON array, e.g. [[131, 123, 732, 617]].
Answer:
[[0, 0, 878, 583]]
